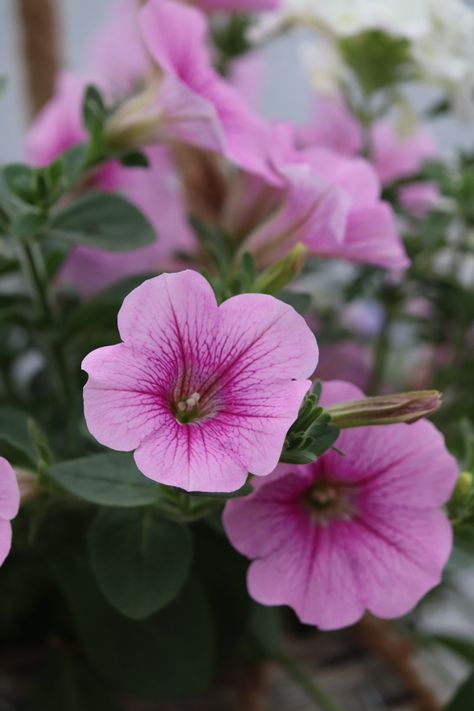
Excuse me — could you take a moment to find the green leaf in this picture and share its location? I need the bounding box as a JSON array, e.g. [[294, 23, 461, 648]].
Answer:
[[31, 649, 119, 711], [340, 30, 413, 94], [0, 406, 38, 467], [50, 192, 155, 251], [60, 144, 89, 188], [48, 526, 215, 699], [10, 210, 48, 238], [88, 508, 193, 620], [48, 452, 161, 507], [118, 150, 150, 168], [2, 163, 36, 202], [445, 672, 474, 711]]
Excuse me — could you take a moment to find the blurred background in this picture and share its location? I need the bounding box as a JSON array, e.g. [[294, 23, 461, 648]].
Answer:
[[1, 0, 474, 162]]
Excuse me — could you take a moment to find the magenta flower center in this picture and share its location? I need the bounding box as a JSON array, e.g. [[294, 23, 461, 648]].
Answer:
[[304, 480, 356, 525]]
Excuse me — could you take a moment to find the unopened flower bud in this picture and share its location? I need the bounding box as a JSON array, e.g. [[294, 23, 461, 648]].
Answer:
[[252, 243, 308, 295], [453, 471, 474, 502], [327, 390, 442, 429]]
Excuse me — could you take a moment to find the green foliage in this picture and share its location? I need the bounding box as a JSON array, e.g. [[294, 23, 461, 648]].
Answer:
[[0, 406, 40, 467], [88, 507, 193, 619], [281, 382, 340, 464], [445, 673, 474, 711], [50, 192, 155, 251], [31, 649, 120, 711], [340, 30, 414, 95], [48, 452, 162, 507]]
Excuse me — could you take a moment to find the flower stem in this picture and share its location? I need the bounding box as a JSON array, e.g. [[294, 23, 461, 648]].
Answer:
[[16, 238, 73, 407], [274, 651, 342, 711]]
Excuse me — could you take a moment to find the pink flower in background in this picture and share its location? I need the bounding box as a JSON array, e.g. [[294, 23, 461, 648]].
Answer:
[[195, 0, 279, 11], [398, 181, 441, 217], [137, 0, 275, 179], [298, 95, 363, 157], [0, 458, 20, 567], [26, 73, 87, 166], [25, 75, 194, 296], [82, 270, 318, 492], [224, 380, 457, 629], [372, 121, 437, 186], [240, 125, 409, 271], [60, 146, 195, 296], [90, 0, 149, 96]]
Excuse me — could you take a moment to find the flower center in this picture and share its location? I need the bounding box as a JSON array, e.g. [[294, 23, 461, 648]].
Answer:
[[174, 391, 202, 424], [304, 480, 355, 525]]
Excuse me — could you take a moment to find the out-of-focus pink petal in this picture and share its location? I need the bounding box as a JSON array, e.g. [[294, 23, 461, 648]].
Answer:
[[372, 122, 437, 185], [299, 95, 363, 156]]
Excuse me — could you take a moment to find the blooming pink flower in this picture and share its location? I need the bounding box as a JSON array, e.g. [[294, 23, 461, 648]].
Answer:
[[224, 380, 457, 629], [82, 270, 318, 492], [0, 458, 20, 567]]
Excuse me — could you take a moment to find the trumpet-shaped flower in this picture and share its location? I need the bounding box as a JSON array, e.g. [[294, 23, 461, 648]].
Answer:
[[239, 124, 409, 271], [82, 270, 318, 492], [134, 0, 275, 179], [0, 458, 20, 566], [224, 380, 457, 629]]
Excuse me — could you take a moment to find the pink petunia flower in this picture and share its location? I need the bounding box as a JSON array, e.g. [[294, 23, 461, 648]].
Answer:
[[134, 0, 275, 180], [238, 124, 409, 271], [82, 270, 318, 493], [224, 380, 458, 630], [0, 458, 20, 567], [26, 75, 194, 296]]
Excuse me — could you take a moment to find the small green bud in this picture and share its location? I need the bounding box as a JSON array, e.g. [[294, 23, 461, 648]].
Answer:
[[454, 471, 474, 501], [327, 390, 442, 429], [252, 243, 308, 295]]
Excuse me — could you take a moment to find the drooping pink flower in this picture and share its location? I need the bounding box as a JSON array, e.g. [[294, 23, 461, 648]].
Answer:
[[82, 270, 318, 492], [224, 380, 457, 629], [239, 125, 409, 271], [136, 0, 275, 180], [0, 458, 20, 567]]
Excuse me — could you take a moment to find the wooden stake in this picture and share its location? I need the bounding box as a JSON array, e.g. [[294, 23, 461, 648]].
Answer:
[[16, 0, 61, 117]]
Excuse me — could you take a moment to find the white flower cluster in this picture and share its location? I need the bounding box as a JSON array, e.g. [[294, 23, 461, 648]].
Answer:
[[252, 0, 474, 117]]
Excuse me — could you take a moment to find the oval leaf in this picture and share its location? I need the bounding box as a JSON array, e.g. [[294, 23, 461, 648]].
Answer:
[[88, 508, 193, 619], [50, 192, 155, 251], [49, 452, 160, 507]]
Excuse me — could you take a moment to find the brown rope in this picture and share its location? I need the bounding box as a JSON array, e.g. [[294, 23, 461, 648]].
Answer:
[[16, 0, 62, 117]]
